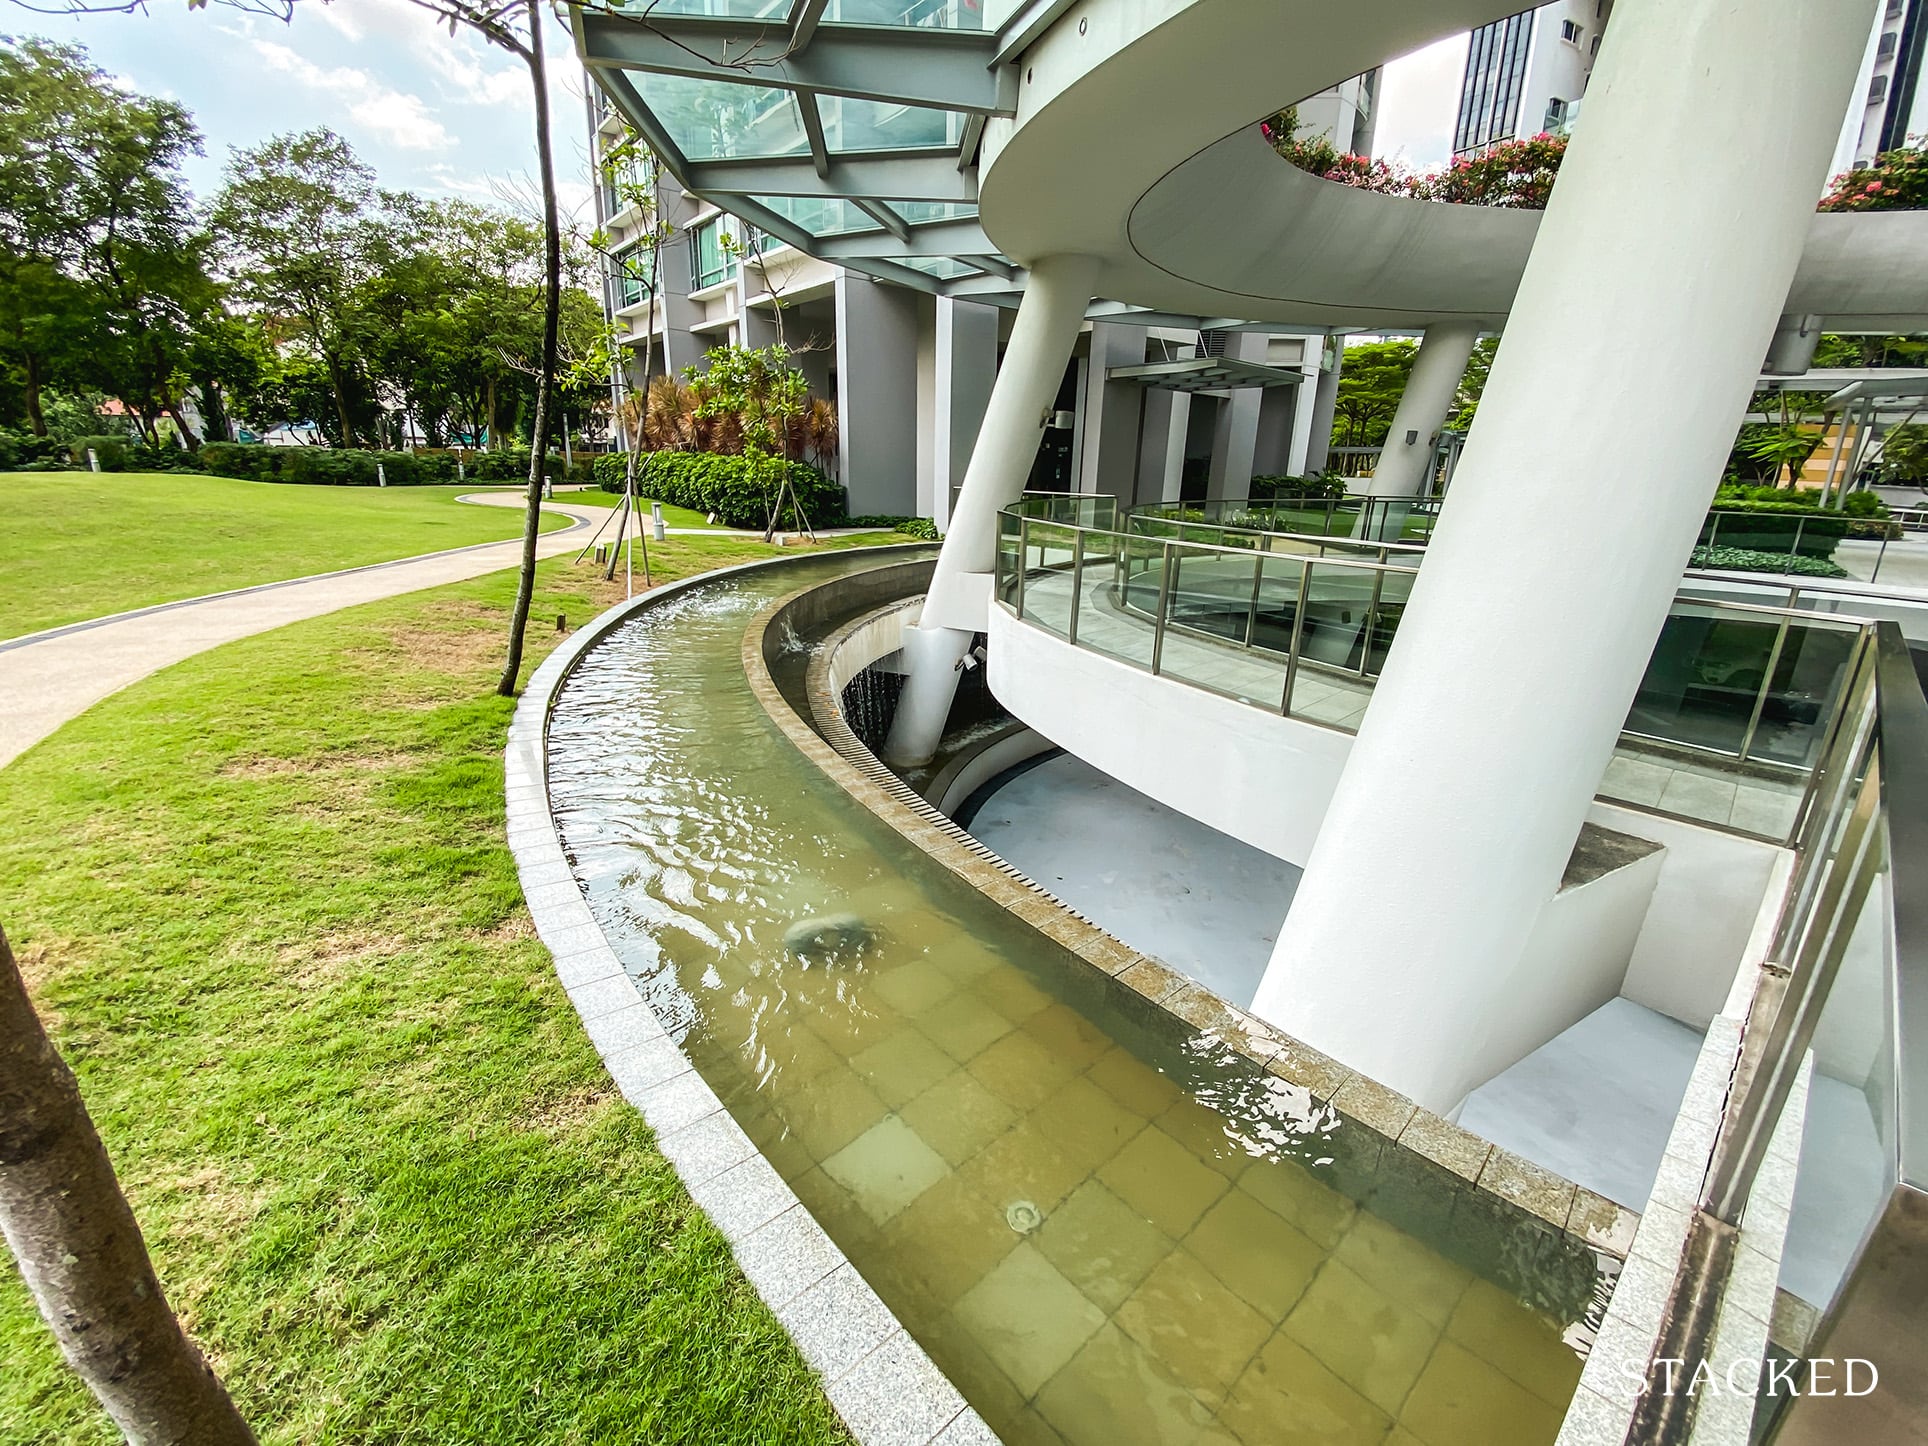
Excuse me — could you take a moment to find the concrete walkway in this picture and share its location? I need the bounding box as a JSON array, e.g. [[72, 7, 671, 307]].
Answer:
[[0, 493, 601, 770]]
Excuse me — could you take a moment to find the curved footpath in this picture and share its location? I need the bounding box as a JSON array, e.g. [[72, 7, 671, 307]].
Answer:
[[0, 492, 604, 770]]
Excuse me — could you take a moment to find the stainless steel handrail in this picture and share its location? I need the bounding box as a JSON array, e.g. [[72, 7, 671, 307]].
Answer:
[[1003, 505, 1881, 844]]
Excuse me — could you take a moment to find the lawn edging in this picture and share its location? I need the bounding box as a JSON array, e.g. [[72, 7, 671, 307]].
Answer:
[[503, 546, 998, 1446]]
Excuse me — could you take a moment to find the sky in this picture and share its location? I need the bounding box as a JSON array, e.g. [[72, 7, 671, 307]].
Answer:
[[17, 0, 1472, 222], [20, 0, 597, 222]]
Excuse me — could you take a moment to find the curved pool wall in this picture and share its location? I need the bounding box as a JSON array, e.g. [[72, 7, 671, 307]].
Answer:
[[516, 550, 1615, 1446]]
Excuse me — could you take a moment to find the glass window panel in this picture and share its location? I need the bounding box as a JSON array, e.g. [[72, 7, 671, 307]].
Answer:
[[641, 73, 807, 160], [619, 0, 788, 14], [889, 200, 979, 224], [750, 195, 882, 237], [820, 0, 1024, 30], [886, 255, 979, 279], [819, 95, 962, 151], [690, 216, 740, 289]]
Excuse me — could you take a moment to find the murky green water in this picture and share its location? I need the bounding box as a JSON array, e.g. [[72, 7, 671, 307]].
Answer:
[[545, 554, 1606, 1446]]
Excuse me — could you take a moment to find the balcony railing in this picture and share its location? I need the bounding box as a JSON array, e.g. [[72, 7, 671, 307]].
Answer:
[[996, 497, 1880, 844]]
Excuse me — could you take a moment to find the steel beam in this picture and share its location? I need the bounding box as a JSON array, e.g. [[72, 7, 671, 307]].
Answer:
[[579, 13, 1013, 115], [684, 150, 976, 201]]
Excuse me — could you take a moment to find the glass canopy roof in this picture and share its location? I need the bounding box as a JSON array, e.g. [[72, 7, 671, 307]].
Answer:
[[576, 0, 1030, 293]]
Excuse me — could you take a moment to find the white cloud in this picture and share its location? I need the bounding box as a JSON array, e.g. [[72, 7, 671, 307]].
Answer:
[[1373, 33, 1470, 172], [251, 38, 452, 151]]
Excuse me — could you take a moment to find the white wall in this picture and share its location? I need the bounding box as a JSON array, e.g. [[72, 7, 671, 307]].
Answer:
[[990, 608, 1783, 1038]]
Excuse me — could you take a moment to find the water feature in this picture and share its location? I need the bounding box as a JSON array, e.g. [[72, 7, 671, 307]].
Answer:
[[544, 552, 1609, 1446]]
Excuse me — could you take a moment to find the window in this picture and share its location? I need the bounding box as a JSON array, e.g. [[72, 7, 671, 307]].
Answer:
[[1590, 34, 1601, 57], [1454, 10, 1535, 154], [614, 247, 654, 311], [690, 216, 737, 290], [1560, 18, 1583, 44], [1878, 29, 1898, 59], [1870, 74, 1890, 105], [1543, 97, 1570, 132]]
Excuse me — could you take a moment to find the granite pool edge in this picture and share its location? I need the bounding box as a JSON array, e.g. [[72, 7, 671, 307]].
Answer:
[[503, 547, 999, 1446], [746, 574, 1644, 1269]]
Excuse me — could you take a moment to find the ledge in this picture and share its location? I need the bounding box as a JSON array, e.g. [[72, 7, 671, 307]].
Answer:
[[502, 545, 997, 1446]]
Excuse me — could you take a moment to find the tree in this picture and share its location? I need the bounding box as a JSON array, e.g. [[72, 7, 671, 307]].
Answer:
[[211, 130, 380, 447], [0, 37, 212, 442], [1330, 339, 1416, 449], [694, 343, 809, 539], [1, 925, 257, 1446]]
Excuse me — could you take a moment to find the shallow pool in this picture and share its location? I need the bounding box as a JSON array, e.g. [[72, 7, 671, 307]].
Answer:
[[544, 554, 1605, 1446]]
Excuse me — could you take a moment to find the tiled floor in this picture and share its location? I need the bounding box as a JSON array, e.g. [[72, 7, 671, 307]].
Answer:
[[1595, 749, 1804, 839]]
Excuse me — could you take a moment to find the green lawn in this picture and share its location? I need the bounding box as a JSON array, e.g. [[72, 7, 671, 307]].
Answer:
[[553, 490, 726, 529], [0, 473, 569, 642], [0, 538, 898, 1445]]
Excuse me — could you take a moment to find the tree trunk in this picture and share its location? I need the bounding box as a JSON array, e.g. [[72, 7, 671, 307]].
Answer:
[[164, 399, 200, 453], [496, 0, 563, 698], [0, 926, 257, 1446], [23, 351, 47, 437], [323, 351, 357, 448]]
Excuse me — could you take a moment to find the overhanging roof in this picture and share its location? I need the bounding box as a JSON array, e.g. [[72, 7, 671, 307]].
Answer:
[[1106, 357, 1307, 392]]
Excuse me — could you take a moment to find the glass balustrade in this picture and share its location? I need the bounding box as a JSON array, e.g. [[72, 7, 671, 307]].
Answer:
[[998, 504, 1884, 846]]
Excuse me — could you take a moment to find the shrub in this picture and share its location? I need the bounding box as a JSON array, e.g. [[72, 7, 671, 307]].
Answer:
[[1250, 472, 1347, 501], [844, 514, 939, 540], [70, 435, 132, 471], [1818, 144, 1928, 213], [594, 450, 844, 528], [1691, 546, 1849, 579], [195, 443, 587, 487], [0, 429, 71, 471]]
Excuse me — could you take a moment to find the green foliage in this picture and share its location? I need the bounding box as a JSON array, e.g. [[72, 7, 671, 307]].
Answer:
[[1879, 423, 1928, 485], [1265, 114, 1567, 209], [1331, 340, 1417, 449], [843, 514, 939, 539], [1819, 144, 1928, 212], [1249, 472, 1346, 501], [68, 434, 130, 471], [1691, 546, 1849, 579], [594, 451, 843, 528], [200, 442, 594, 488]]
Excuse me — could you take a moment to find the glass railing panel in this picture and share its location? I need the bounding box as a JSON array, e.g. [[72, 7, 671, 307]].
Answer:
[[1020, 522, 1078, 639], [1155, 603, 1289, 706], [1165, 545, 1263, 646], [995, 510, 1021, 608], [1074, 534, 1157, 672], [1774, 812, 1896, 1327], [1287, 561, 1379, 731], [1751, 620, 1862, 770], [1119, 533, 1166, 618], [1623, 607, 1784, 757], [1364, 568, 1414, 676], [1251, 553, 1306, 658]]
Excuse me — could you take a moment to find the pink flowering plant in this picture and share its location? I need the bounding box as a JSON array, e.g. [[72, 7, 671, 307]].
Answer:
[[1818, 141, 1928, 212]]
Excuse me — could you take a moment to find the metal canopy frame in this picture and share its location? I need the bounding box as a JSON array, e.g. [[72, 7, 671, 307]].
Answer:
[[1107, 357, 1309, 392], [570, 0, 1282, 329]]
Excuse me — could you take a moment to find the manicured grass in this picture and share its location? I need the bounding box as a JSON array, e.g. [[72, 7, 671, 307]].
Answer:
[[0, 473, 569, 642], [553, 490, 726, 529], [0, 537, 901, 1445]]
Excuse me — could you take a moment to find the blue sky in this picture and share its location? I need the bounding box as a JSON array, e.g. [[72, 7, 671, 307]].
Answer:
[[20, 0, 1463, 220], [22, 0, 596, 219]]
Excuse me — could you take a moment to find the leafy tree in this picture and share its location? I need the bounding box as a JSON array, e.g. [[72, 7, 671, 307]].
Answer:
[[0, 37, 211, 442], [693, 343, 809, 538], [1330, 339, 1416, 449], [211, 130, 381, 446]]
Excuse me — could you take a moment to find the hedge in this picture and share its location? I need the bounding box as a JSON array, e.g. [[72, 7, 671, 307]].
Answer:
[[1706, 504, 1849, 559], [1691, 545, 1849, 579], [845, 514, 939, 540], [594, 451, 845, 528], [1250, 472, 1347, 501], [199, 443, 596, 487]]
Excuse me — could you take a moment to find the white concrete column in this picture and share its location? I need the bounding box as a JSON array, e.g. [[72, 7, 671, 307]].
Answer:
[[1286, 355, 1321, 476], [1361, 321, 1481, 500], [835, 273, 920, 516], [1135, 387, 1192, 504], [1250, 0, 1876, 1115], [1078, 322, 1149, 503], [884, 253, 1099, 766], [1207, 334, 1268, 499], [1303, 343, 1342, 475], [931, 297, 999, 532]]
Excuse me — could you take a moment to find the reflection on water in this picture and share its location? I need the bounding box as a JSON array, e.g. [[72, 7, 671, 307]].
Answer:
[[545, 556, 1606, 1446]]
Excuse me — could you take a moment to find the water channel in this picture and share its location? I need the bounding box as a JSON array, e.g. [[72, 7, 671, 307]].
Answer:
[[543, 552, 1610, 1446]]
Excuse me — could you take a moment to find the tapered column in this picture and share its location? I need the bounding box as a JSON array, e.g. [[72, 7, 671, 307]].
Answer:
[[1303, 345, 1342, 475], [1251, 0, 1876, 1114], [885, 253, 1099, 767], [1362, 322, 1480, 500]]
